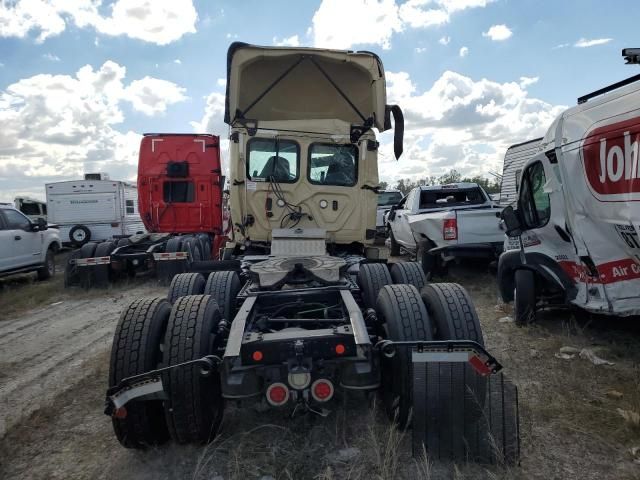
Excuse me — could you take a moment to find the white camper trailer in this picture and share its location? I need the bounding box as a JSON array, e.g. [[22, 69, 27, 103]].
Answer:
[[499, 61, 640, 323], [498, 138, 543, 206], [46, 174, 145, 247]]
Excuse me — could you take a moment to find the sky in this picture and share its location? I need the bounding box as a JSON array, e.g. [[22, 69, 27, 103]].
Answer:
[[0, 0, 638, 201]]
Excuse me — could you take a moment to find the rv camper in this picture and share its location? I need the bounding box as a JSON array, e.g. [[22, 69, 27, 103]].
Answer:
[[46, 174, 145, 247], [498, 138, 543, 206]]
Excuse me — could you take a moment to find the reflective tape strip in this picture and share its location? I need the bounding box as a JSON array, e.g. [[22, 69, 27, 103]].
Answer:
[[152, 252, 189, 261], [412, 351, 493, 377], [110, 378, 164, 409], [412, 351, 471, 363], [75, 256, 112, 266]]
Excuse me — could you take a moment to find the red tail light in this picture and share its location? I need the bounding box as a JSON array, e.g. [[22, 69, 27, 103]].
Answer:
[[266, 383, 289, 406], [443, 217, 458, 240], [311, 379, 334, 402]]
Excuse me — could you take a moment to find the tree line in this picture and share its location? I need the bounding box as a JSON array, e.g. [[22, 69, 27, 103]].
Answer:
[[379, 169, 501, 196]]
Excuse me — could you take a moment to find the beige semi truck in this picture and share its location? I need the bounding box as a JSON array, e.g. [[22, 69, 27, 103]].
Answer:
[[104, 43, 519, 465]]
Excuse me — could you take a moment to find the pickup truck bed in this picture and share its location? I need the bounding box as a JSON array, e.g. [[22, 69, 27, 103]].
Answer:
[[386, 183, 504, 275]]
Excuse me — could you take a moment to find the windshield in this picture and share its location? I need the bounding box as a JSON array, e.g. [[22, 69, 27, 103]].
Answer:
[[247, 138, 299, 183], [377, 191, 402, 206], [308, 143, 358, 187], [419, 188, 486, 209]]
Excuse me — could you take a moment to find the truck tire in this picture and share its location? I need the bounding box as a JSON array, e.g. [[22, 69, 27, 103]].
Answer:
[[162, 295, 224, 444], [69, 224, 91, 247], [64, 249, 82, 287], [167, 273, 206, 304], [157, 236, 184, 285], [184, 236, 202, 262], [514, 269, 536, 326], [420, 283, 486, 419], [79, 242, 97, 288], [109, 297, 172, 449], [390, 262, 427, 291], [93, 241, 116, 287], [357, 263, 392, 309], [36, 248, 55, 281], [203, 271, 241, 321], [376, 284, 433, 428], [389, 230, 401, 256], [198, 234, 212, 261], [418, 240, 438, 280]]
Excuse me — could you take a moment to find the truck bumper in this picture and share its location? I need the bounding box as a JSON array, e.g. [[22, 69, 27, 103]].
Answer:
[[429, 242, 504, 259]]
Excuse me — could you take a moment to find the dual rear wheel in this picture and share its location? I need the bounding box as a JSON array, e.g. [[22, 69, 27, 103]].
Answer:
[[358, 262, 518, 464], [109, 269, 242, 449]]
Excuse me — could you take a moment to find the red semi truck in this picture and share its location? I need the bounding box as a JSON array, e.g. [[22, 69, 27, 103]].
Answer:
[[65, 133, 228, 287]]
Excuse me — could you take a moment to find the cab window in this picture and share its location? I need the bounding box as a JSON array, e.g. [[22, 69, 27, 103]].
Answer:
[[377, 191, 403, 207], [2, 209, 31, 230], [520, 162, 550, 228], [164, 181, 194, 203], [20, 202, 41, 216], [247, 138, 299, 183], [308, 144, 358, 187]]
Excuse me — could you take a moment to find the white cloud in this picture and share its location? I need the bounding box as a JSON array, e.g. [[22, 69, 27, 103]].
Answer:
[[574, 37, 612, 48], [190, 92, 229, 174], [216, 78, 227, 88], [438, 36, 451, 45], [273, 35, 301, 47], [519, 76, 539, 88], [459, 46, 469, 57], [310, 0, 492, 49], [378, 69, 565, 183], [553, 38, 613, 50], [415, 47, 427, 53], [42, 53, 60, 61], [311, 0, 402, 50], [123, 77, 187, 116], [482, 24, 512, 41], [0, 0, 198, 45], [0, 61, 187, 201], [174, 59, 182, 64]]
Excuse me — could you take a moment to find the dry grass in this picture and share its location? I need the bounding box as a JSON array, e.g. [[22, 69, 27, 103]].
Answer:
[[0, 250, 161, 321], [3, 259, 640, 479]]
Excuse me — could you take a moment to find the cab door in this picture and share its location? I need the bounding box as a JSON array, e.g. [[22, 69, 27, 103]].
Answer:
[[391, 190, 416, 248], [0, 209, 41, 268], [519, 157, 573, 265]]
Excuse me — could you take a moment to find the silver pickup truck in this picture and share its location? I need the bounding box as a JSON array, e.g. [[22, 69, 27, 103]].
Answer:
[[386, 183, 503, 276]]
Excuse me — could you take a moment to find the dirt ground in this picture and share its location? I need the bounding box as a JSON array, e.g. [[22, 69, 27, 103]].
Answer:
[[1, 261, 640, 479]]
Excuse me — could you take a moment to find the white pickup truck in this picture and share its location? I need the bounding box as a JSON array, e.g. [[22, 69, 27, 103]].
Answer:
[[0, 204, 61, 280], [386, 183, 503, 275]]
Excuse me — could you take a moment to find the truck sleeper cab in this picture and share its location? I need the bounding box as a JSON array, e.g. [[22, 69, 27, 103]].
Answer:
[[64, 134, 226, 288]]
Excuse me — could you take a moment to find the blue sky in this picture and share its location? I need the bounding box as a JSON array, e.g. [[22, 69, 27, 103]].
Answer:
[[0, 0, 637, 201]]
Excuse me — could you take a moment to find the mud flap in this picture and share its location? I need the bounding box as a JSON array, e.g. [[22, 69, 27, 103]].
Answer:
[[412, 361, 520, 465]]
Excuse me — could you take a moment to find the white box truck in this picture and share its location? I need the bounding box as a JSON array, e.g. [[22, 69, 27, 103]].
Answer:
[[46, 174, 145, 247], [499, 56, 640, 324]]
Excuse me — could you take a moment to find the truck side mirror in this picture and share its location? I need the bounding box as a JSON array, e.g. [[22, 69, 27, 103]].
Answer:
[[36, 217, 48, 231], [388, 205, 397, 221], [501, 206, 522, 237]]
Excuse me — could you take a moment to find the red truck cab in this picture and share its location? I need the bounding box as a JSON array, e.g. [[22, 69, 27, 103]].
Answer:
[[138, 134, 224, 235]]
